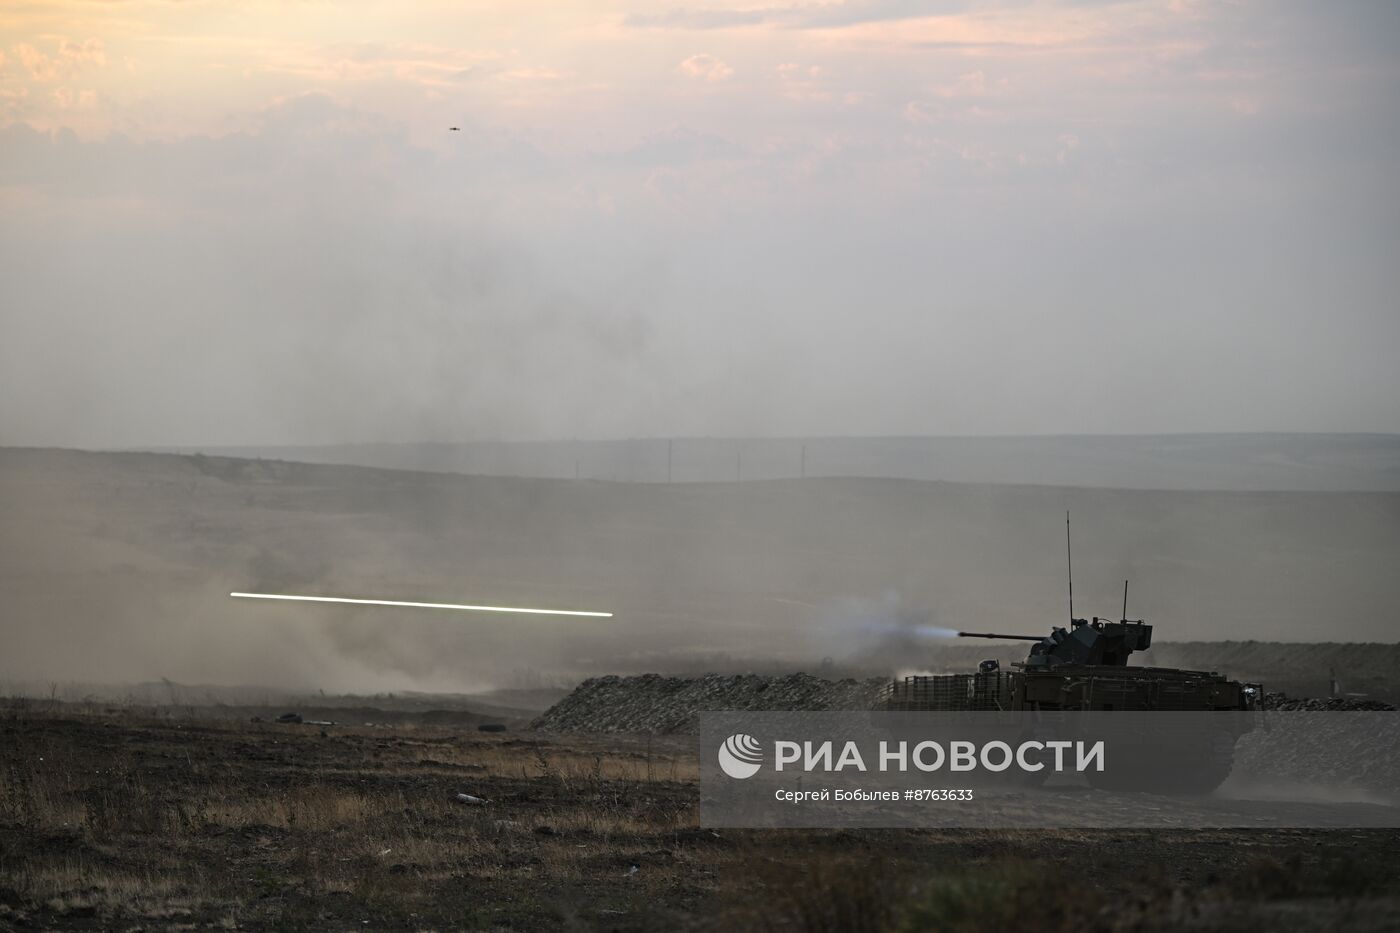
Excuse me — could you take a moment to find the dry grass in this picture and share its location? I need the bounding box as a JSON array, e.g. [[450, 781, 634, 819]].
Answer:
[[0, 702, 708, 929], [5, 701, 1400, 931]]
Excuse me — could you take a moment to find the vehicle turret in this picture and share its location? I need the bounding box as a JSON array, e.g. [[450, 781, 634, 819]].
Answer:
[[959, 618, 1153, 670]]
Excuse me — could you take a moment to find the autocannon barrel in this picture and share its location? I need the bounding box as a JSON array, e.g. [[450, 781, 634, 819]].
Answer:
[[956, 631, 1044, 641]]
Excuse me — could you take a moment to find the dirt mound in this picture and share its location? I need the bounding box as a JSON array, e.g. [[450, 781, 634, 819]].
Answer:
[[534, 672, 1400, 736], [1237, 712, 1400, 796], [530, 673, 887, 734], [1261, 691, 1397, 712], [1143, 643, 1400, 703], [1241, 694, 1400, 795]]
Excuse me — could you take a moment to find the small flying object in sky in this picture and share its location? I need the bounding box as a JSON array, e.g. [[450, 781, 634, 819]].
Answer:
[[448, 126, 460, 131]]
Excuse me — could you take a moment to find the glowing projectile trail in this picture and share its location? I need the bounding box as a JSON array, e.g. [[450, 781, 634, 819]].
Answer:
[[229, 592, 613, 618]]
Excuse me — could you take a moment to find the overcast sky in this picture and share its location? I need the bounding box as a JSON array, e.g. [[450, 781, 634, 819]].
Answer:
[[1, 1, 1397, 446]]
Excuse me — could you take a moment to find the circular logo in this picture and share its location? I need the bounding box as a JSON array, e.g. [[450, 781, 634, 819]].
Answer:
[[718, 733, 763, 779]]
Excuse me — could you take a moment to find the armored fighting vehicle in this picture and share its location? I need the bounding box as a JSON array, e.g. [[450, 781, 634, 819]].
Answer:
[[876, 616, 1263, 792]]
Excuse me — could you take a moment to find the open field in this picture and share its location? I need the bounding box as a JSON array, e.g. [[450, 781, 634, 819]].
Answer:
[[5, 702, 1400, 931], [3, 447, 1400, 696]]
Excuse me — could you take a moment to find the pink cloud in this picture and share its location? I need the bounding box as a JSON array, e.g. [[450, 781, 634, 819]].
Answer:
[[678, 53, 733, 82], [12, 38, 106, 82]]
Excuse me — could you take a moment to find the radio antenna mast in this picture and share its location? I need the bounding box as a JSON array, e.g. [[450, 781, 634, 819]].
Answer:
[[1066, 511, 1074, 625]]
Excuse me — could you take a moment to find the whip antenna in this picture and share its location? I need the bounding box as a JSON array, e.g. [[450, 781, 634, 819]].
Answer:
[[1066, 511, 1074, 625]]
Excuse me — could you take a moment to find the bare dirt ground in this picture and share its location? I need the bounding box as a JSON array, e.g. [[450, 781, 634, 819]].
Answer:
[[5, 702, 1400, 931]]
